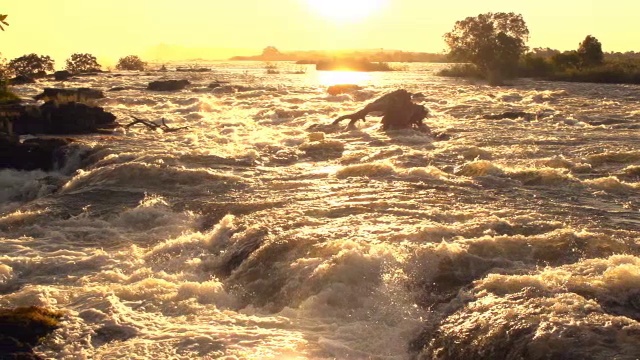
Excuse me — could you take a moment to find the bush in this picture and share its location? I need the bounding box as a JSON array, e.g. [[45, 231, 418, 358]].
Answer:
[[65, 53, 101, 73], [7, 54, 54, 77], [437, 63, 484, 79], [578, 35, 604, 68], [116, 55, 146, 71]]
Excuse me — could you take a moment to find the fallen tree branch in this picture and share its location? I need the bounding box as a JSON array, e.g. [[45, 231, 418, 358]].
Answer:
[[125, 116, 189, 132]]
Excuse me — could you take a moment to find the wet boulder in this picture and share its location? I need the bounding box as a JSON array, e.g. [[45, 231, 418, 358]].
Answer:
[[54, 70, 72, 81], [0, 306, 62, 359], [0, 135, 71, 171], [37, 101, 117, 134], [9, 75, 36, 85], [34, 88, 105, 103], [147, 79, 190, 91], [333, 89, 430, 132]]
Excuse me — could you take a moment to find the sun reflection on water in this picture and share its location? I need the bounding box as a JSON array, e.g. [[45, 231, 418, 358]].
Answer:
[[316, 71, 372, 86]]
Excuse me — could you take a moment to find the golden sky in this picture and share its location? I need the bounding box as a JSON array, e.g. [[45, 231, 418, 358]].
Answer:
[[2, 0, 638, 66]]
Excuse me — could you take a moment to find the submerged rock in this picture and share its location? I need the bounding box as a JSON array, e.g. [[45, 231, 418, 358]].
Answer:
[[327, 84, 362, 96], [0, 306, 63, 359], [147, 79, 190, 91]]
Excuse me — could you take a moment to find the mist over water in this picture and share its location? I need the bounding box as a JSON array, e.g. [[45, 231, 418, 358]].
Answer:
[[1, 62, 639, 359]]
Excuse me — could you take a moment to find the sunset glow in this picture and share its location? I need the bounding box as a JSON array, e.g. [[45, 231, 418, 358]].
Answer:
[[306, 0, 386, 22]]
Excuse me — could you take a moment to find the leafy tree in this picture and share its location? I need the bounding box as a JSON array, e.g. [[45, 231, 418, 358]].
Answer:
[[115, 55, 146, 71], [8, 54, 55, 77], [444, 12, 529, 83], [0, 14, 8, 31], [577, 35, 604, 67], [65, 53, 101, 73], [551, 51, 581, 70]]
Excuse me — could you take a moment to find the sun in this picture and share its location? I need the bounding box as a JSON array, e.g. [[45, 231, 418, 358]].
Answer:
[[307, 0, 386, 23]]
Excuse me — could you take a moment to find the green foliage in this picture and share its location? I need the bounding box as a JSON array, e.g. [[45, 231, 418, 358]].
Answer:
[[8, 53, 55, 77], [444, 12, 529, 83], [551, 51, 581, 70], [0, 14, 8, 31], [116, 55, 146, 71], [577, 35, 604, 67], [517, 53, 554, 77], [65, 53, 101, 73]]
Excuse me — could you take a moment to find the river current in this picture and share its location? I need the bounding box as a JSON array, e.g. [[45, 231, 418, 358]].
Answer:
[[1, 62, 639, 359]]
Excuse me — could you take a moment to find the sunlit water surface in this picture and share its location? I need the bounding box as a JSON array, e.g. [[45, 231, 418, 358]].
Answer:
[[1, 62, 639, 359]]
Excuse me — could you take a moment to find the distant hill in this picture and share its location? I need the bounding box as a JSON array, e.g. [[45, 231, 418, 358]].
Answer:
[[230, 46, 450, 63]]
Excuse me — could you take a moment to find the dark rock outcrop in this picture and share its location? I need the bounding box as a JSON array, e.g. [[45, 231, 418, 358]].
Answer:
[[0, 306, 62, 359], [147, 79, 190, 91], [0, 135, 71, 171], [34, 88, 105, 103], [332, 89, 430, 131], [2, 101, 117, 136], [9, 75, 36, 85], [54, 70, 72, 81]]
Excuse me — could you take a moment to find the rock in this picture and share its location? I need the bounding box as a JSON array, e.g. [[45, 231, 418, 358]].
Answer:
[[332, 89, 430, 131], [0, 306, 62, 359], [327, 84, 362, 96], [54, 70, 72, 81], [482, 111, 536, 121], [7, 101, 117, 135], [0, 135, 72, 171], [38, 101, 117, 134], [147, 79, 190, 91], [34, 88, 105, 103], [9, 75, 36, 85]]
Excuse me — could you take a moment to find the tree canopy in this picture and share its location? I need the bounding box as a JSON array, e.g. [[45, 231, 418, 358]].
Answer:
[[577, 35, 604, 67], [444, 12, 529, 83], [8, 54, 55, 77], [65, 53, 101, 73], [116, 55, 146, 71]]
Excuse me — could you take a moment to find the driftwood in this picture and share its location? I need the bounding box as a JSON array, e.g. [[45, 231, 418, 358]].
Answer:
[[333, 89, 430, 132], [125, 116, 188, 133]]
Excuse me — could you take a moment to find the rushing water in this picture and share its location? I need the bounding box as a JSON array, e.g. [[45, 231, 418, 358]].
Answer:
[[1, 62, 639, 359]]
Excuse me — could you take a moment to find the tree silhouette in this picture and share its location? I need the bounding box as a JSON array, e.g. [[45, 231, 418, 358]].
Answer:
[[116, 55, 146, 71], [8, 54, 55, 77], [65, 53, 101, 73], [444, 12, 529, 83], [577, 35, 604, 67]]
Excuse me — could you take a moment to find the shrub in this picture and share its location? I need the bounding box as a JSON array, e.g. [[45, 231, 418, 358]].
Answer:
[[7, 54, 54, 77], [116, 55, 146, 71], [65, 53, 101, 73], [437, 63, 485, 79]]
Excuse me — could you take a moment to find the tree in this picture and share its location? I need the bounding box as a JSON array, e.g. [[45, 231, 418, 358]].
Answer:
[[0, 14, 8, 31], [577, 35, 604, 67], [444, 12, 529, 83], [116, 55, 146, 71], [65, 53, 101, 73], [8, 54, 55, 77], [551, 51, 581, 70]]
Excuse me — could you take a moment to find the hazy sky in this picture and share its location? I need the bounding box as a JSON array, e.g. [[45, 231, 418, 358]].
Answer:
[[2, 0, 638, 66]]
